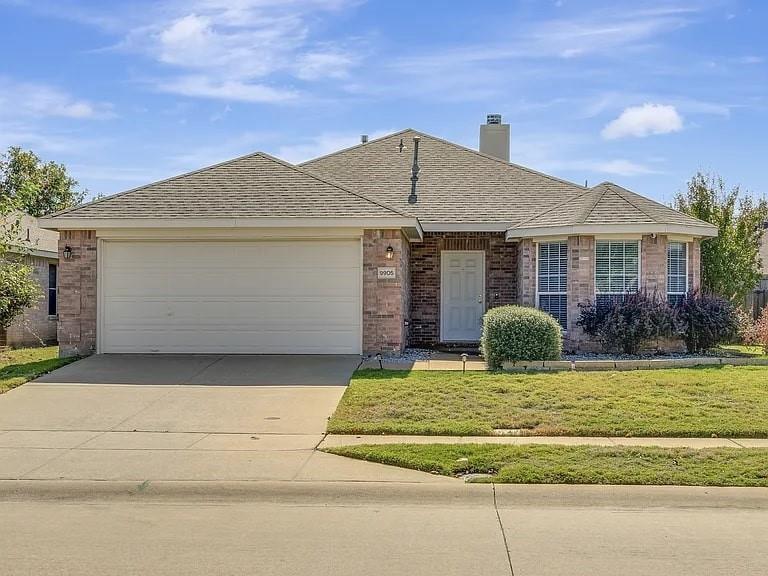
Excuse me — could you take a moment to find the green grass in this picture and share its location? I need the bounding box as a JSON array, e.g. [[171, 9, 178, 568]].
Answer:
[[328, 367, 768, 437], [325, 443, 768, 486], [0, 346, 77, 394], [716, 344, 768, 358]]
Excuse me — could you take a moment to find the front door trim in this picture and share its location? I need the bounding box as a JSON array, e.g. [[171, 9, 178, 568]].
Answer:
[[440, 250, 486, 342]]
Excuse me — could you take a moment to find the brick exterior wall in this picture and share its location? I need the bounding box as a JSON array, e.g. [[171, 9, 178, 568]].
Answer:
[[4, 255, 58, 348], [565, 235, 596, 349], [409, 232, 517, 347], [688, 238, 701, 292], [516, 238, 536, 307], [362, 229, 410, 354], [641, 234, 667, 296], [58, 231, 97, 357]]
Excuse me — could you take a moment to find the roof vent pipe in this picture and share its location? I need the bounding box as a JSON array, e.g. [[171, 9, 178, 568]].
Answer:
[[408, 136, 420, 204], [360, 134, 368, 144]]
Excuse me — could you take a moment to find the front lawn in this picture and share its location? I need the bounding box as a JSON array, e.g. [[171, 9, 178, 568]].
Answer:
[[328, 367, 768, 437], [325, 444, 768, 486], [0, 346, 76, 394], [716, 344, 768, 358]]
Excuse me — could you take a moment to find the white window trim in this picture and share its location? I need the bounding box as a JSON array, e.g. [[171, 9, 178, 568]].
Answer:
[[666, 240, 688, 300], [594, 239, 642, 298], [535, 241, 568, 329]]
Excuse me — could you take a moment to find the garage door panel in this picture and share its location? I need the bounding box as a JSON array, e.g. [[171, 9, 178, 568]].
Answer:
[[101, 240, 362, 354]]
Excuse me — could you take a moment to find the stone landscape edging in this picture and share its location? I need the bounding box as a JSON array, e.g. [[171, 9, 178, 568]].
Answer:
[[503, 357, 768, 372]]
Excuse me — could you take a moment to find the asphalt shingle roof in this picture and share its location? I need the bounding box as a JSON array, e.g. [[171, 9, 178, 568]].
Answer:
[[509, 182, 715, 232], [50, 152, 408, 220], [49, 128, 715, 236], [301, 129, 588, 226]]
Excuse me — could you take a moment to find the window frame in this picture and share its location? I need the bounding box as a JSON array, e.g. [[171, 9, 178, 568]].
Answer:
[[48, 263, 58, 317], [536, 240, 568, 330], [666, 240, 688, 304], [594, 239, 641, 307]]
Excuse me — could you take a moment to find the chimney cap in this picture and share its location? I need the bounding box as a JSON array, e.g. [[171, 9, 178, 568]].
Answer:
[[486, 113, 502, 125], [360, 134, 368, 144]]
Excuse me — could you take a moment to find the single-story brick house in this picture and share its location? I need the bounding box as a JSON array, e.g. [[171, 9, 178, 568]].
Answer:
[[41, 116, 717, 357], [1, 213, 59, 348]]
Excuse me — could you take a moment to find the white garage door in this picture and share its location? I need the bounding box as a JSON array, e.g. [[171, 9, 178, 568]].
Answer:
[[100, 239, 362, 354]]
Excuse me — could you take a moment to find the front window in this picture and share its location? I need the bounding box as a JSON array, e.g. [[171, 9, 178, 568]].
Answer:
[[48, 263, 57, 316], [537, 241, 568, 329], [667, 241, 687, 305], [595, 240, 639, 308]]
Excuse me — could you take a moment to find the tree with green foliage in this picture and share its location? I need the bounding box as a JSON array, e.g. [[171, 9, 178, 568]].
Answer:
[[0, 146, 85, 217], [0, 198, 41, 337], [674, 172, 768, 303]]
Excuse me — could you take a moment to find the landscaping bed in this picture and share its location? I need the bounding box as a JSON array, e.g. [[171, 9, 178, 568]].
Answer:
[[325, 443, 768, 486], [0, 346, 77, 394], [328, 366, 768, 437]]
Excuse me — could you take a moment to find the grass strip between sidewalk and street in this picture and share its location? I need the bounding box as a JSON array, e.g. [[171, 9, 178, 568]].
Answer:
[[324, 443, 768, 486], [328, 367, 768, 437], [0, 346, 77, 394]]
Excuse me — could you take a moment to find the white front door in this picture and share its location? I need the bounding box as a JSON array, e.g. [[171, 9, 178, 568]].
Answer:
[[440, 250, 485, 342]]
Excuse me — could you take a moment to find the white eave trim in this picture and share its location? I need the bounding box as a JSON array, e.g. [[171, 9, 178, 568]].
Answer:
[[506, 223, 718, 241], [40, 216, 423, 239]]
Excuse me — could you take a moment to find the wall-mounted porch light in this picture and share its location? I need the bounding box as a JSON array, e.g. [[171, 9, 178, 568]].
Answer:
[[385, 245, 394, 260], [62, 245, 73, 260]]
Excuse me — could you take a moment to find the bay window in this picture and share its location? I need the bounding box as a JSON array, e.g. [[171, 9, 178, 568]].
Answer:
[[667, 241, 687, 305], [537, 241, 568, 329], [595, 240, 639, 308]]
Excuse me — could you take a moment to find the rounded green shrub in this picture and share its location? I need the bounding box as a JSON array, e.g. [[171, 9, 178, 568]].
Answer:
[[480, 305, 562, 368]]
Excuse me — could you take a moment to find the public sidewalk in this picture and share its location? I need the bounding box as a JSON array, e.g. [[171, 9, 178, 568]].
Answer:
[[320, 434, 768, 449]]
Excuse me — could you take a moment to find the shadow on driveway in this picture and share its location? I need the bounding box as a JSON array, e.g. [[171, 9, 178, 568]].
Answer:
[[33, 354, 362, 386]]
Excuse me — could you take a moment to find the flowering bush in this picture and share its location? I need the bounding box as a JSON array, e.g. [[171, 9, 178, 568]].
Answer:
[[577, 292, 676, 355]]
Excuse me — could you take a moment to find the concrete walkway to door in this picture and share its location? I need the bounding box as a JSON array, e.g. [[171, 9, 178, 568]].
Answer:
[[0, 355, 449, 484]]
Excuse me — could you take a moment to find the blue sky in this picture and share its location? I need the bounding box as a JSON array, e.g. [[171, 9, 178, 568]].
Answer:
[[0, 0, 765, 205]]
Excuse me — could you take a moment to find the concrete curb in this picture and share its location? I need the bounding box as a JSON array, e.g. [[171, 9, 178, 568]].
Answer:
[[0, 479, 493, 506], [2, 480, 767, 509]]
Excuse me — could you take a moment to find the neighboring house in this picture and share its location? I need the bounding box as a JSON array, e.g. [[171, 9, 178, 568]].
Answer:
[[41, 116, 717, 357], [0, 213, 59, 348]]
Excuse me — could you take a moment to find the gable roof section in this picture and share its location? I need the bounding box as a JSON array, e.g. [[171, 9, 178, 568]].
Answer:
[[506, 182, 718, 238], [43, 151, 412, 225], [301, 129, 588, 227]]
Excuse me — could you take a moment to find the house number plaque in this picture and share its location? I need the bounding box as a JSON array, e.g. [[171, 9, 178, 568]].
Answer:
[[377, 267, 396, 280]]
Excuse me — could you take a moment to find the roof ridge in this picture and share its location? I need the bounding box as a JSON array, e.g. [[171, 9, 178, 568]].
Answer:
[[302, 128, 587, 192], [602, 182, 660, 223], [255, 152, 413, 218], [299, 128, 414, 167], [42, 150, 270, 219], [581, 184, 611, 222], [508, 186, 598, 230], [44, 149, 413, 222]]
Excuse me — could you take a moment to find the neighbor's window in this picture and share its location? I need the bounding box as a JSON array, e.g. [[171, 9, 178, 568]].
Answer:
[[48, 263, 57, 316], [667, 241, 687, 305], [595, 240, 639, 309], [537, 241, 568, 329]]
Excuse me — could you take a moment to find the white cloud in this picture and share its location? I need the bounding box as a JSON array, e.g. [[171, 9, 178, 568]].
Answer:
[[275, 130, 393, 164], [591, 159, 656, 176], [116, 0, 361, 102], [0, 78, 113, 119], [157, 76, 298, 103], [601, 103, 683, 140], [295, 48, 358, 80]]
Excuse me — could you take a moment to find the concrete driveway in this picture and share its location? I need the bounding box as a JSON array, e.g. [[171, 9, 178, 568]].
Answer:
[[0, 355, 446, 483]]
